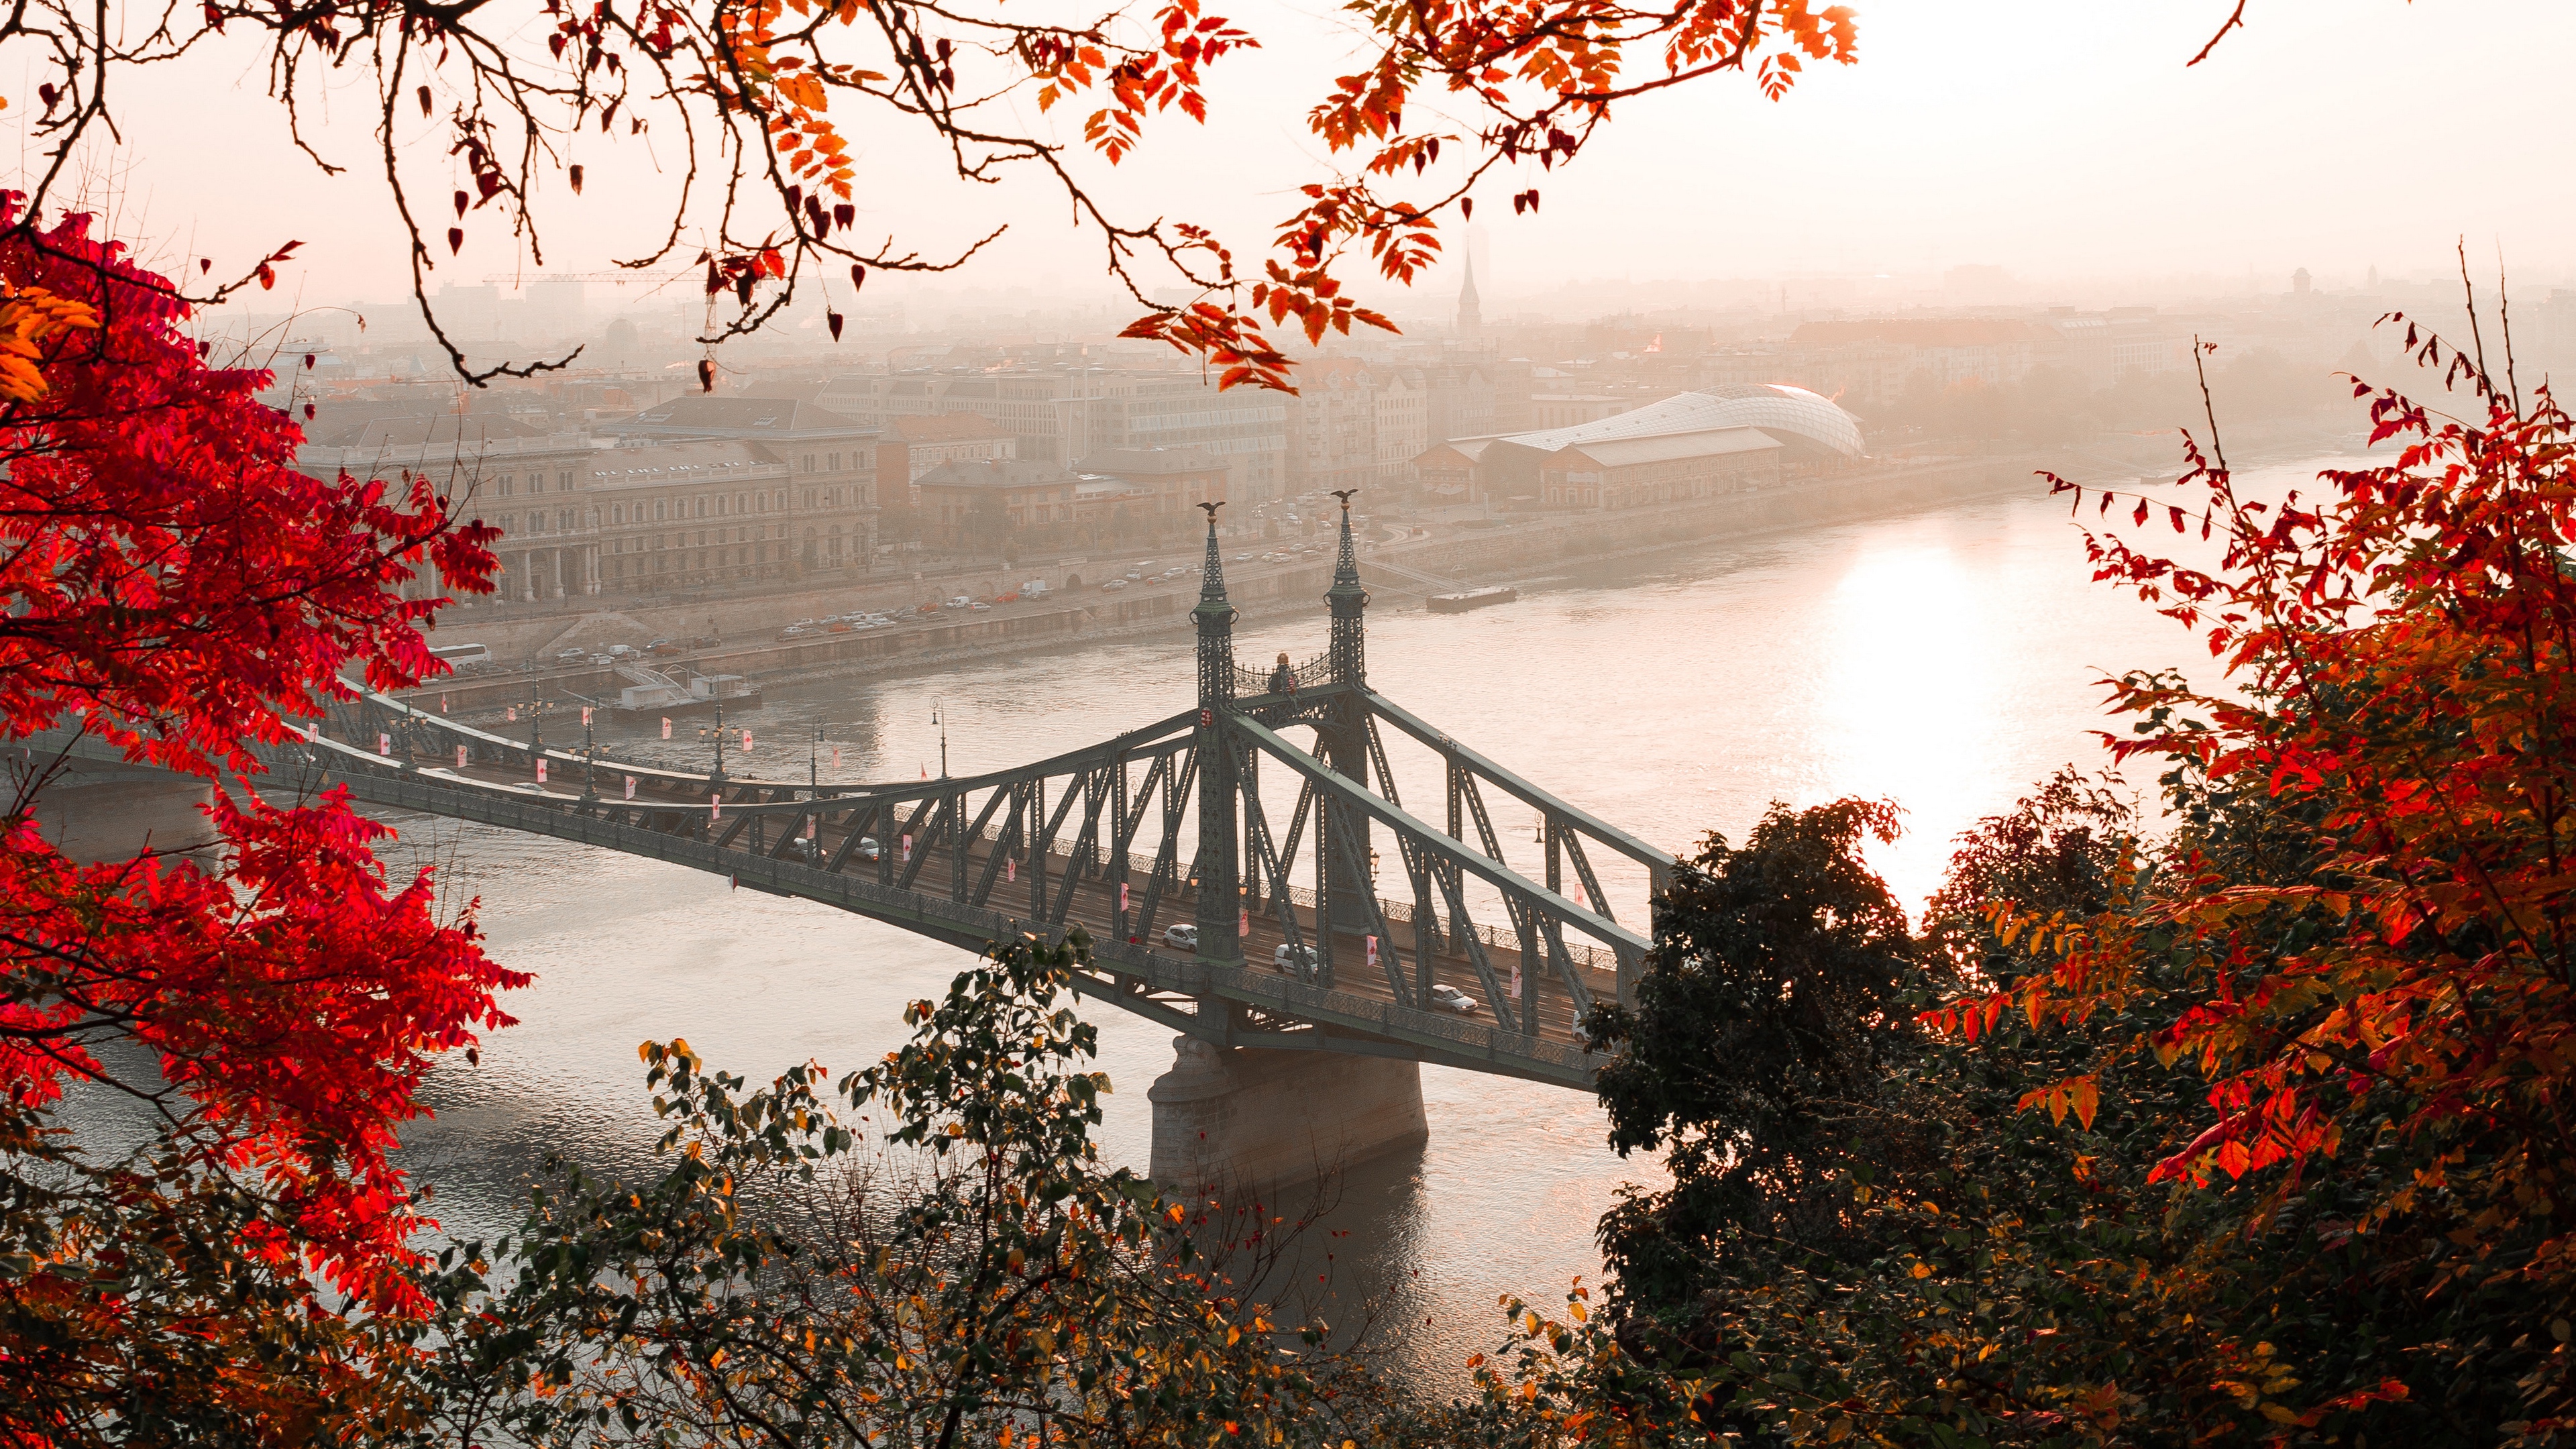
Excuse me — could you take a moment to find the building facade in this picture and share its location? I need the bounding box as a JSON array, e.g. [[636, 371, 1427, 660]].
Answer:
[[1078, 446, 1231, 522], [1536, 429, 1782, 508], [597, 395, 881, 579], [1285, 358, 1379, 496], [817, 365, 1289, 501], [588, 440, 800, 592], [1373, 367, 1428, 487], [294, 414, 603, 604], [915, 458, 1155, 545]]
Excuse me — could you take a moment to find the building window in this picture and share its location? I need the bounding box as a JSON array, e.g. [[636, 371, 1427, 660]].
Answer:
[[498, 476, 514, 497]]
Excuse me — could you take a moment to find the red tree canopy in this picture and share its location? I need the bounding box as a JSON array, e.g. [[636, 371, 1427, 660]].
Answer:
[[0, 200, 521, 1438]]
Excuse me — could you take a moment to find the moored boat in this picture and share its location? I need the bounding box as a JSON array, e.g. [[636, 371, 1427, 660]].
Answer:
[[608, 666, 763, 718], [1426, 585, 1519, 614]]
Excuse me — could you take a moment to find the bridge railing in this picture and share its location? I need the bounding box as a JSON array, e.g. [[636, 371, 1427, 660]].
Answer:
[[1230, 650, 1331, 698]]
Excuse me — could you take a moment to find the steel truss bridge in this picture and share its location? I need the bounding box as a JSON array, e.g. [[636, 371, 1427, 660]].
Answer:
[[273, 508, 1670, 1088]]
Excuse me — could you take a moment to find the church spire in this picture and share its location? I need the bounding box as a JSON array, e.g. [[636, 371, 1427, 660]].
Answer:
[[1456, 254, 1483, 337]]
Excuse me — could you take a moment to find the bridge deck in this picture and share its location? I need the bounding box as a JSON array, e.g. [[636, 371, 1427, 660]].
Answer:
[[382, 749, 1614, 1058]]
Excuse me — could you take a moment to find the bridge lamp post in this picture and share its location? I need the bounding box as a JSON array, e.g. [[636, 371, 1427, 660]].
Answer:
[[581, 706, 598, 802], [710, 696, 729, 786]]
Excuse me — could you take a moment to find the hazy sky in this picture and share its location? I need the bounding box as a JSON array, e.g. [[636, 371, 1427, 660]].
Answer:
[[21, 0, 2572, 321]]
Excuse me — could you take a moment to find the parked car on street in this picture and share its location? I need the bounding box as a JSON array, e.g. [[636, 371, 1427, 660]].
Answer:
[[1101, 579, 1128, 592]]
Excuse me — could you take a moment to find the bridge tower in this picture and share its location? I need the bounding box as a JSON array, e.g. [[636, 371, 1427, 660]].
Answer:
[[1191, 504, 1242, 964], [1318, 493, 1375, 947]]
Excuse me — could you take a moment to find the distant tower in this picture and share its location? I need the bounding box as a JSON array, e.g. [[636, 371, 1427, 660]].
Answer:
[[1456, 256, 1483, 337], [2293, 267, 2313, 295]]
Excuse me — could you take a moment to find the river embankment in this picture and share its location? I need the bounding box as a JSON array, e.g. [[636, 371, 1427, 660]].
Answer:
[[400, 417, 2352, 718]]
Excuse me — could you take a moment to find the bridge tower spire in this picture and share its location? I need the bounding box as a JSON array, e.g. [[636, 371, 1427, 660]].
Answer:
[[1320, 490, 1374, 952], [1191, 503, 1242, 963], [1327, 490, 1366, 686]]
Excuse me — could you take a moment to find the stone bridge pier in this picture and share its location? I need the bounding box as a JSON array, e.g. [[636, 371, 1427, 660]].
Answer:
[[1147, 1036, 1428, 1193]]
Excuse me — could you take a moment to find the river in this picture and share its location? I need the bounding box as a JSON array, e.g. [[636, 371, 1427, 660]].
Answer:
[[378, 456, 2317, 1394]]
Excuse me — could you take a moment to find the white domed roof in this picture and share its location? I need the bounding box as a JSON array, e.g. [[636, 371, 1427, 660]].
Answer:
[[1505, 384, 1865, 460]]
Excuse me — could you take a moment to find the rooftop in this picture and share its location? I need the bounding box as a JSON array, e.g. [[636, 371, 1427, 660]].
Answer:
[[1076, 445, 1225, 476], [607, 395, 869, 436], [1550, 427, 1782, 470]]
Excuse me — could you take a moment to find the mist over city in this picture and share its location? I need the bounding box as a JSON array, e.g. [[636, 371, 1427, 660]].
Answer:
[[8, 3, 2575, 1445]]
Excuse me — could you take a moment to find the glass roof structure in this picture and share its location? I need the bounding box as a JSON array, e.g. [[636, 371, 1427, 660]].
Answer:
[[1499, 383, 1864, 460]]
